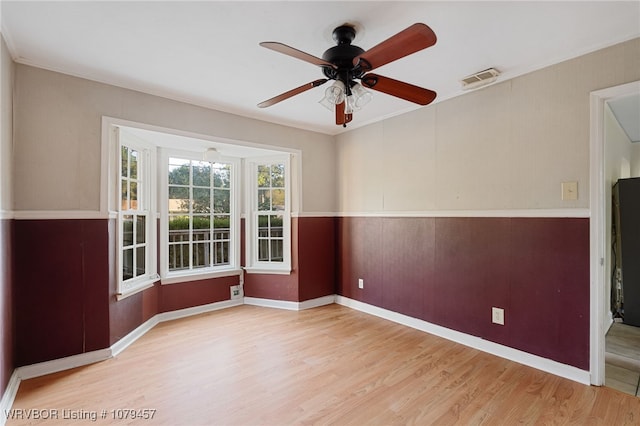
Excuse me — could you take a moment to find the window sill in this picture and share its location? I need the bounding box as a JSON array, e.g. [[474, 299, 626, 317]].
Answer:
[[117, 276, 159, 301], [161, 268, 243, 285], [243, 267, 292, 275]]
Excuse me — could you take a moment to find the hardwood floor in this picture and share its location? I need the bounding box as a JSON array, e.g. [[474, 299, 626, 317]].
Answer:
[[606, 322, 640, 397], [7, 304, 640, 425]]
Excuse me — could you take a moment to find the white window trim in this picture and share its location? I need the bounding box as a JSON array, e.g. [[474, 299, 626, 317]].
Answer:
[[244, 154, 292, 274], [114, 127, 159, 297], [102, 117, 301, 289], [159, 148, 241, 283]]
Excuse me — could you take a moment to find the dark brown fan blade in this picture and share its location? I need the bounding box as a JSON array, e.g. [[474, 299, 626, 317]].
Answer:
[[260, 42, 337, 69], [336, 101, 346, 125], [353, 23, 436, 71], [361, 74, 436, 105], [258, 79, 329, 108]]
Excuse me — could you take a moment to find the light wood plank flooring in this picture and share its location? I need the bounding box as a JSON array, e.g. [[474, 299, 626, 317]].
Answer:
[[606, 322, 640, 397], [8, 304, 640, 425]]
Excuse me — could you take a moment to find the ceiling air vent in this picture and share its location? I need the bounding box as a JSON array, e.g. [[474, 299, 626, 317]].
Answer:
[[460, 68, 500, 90]]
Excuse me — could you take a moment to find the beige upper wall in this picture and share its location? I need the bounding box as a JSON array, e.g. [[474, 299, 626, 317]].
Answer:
[[336, 38, 640, 213], [13, 65, 336, 213], [0, 34, 14, 213]]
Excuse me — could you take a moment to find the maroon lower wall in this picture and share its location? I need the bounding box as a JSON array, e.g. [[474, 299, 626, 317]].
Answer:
[[12, 215, 586, 372], [14, 216, 336, 366], [243, 217, 336, 302], [14, 220, 111, 366], [298, 217, 336, 301], [1, 219, 13, 396], [337, 216, 590, 370]]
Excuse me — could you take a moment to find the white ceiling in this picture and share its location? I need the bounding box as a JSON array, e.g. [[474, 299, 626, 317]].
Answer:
[[1, 1, 639, 136]]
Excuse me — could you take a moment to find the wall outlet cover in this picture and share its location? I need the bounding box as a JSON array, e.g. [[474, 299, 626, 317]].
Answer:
[[230, 285, 243, 300], [492, 307, 505, 325]]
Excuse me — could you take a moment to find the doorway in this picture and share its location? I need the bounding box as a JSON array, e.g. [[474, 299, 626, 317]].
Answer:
[[590, 81, 640, 392]]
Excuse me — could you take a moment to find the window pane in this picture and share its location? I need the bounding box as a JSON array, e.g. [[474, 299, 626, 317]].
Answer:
[[258, 189, 271, 211], [193, 216, 210, 242], [214, 189, 230, 213], [258, 215, 269, 237], [121, 180, 129, 210], [136, 247, 145, 276], [270, 239, 284, 262], [121, 146, 129, 178], [192, 162, 211, 187], [271, 226, 283, 238], [169, 186, 189, 213], [193, 242, 209, 268], [130, 181, 138, 209], [169, 215, 189, 230], [271, 189, 285, 211], [130, 150, 138, 180], [270, 214, 283, 229], [214, 241, 229, 265], [168, 160, 190, 185], [123, 248, 134, 280], [213, 215, 230, 231], [271, 164, 285, 188], [258, 239, 269, 261], [215, 164, 231, 188], [257, 165, 270, 187], [169, 243, 189, 271], [136, 216, 146, 244], [123, 215, 134, 247], [192, 188, 211, 213]]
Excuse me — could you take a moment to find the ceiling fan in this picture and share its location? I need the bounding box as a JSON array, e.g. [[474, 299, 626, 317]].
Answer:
[[257, 23, 437, 127]]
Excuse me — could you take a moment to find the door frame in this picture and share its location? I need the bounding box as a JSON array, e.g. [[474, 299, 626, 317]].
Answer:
[[589, 80, 640, 385]]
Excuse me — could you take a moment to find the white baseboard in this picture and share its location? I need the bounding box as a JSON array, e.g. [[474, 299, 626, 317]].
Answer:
[[157, 299, 243, 323], [16, 348, 112, 381], [0, 371, 20, 426], [244, 295, 335, 311], [110, 317, 160, 357], [244, 297, 299, 310], [299, 295, 336, 310], [335, 296, 591, 385]]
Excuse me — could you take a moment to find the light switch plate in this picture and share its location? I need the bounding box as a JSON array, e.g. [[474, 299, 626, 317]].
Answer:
[[562, 181, 578, 200]]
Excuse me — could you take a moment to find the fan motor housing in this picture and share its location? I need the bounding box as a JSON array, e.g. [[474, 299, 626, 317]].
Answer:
[[322, 45, 364, 73], [322, 25, 365, 80]]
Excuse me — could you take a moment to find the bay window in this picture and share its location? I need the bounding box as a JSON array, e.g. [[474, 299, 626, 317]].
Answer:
[[105, 118, 296, 292]]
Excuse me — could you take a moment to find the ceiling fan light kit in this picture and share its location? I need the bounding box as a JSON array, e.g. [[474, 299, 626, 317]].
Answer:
[[258, 22, 438, 127]]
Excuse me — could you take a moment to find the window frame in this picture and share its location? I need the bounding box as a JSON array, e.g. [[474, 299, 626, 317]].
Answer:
[[245, 154, 292, 274], [159, 148, 242, 284], [103, 117, 299, 290], [116, 128, 158, 297]]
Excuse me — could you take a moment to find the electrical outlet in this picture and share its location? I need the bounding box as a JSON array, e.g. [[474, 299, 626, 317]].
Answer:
[[230, 285, 242, 300], [358, 278, 364, 289], [492, 307, 505, 325]]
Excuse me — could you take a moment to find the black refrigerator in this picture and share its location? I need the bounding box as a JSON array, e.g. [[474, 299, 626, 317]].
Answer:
[[613, 177, 640, 326]]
